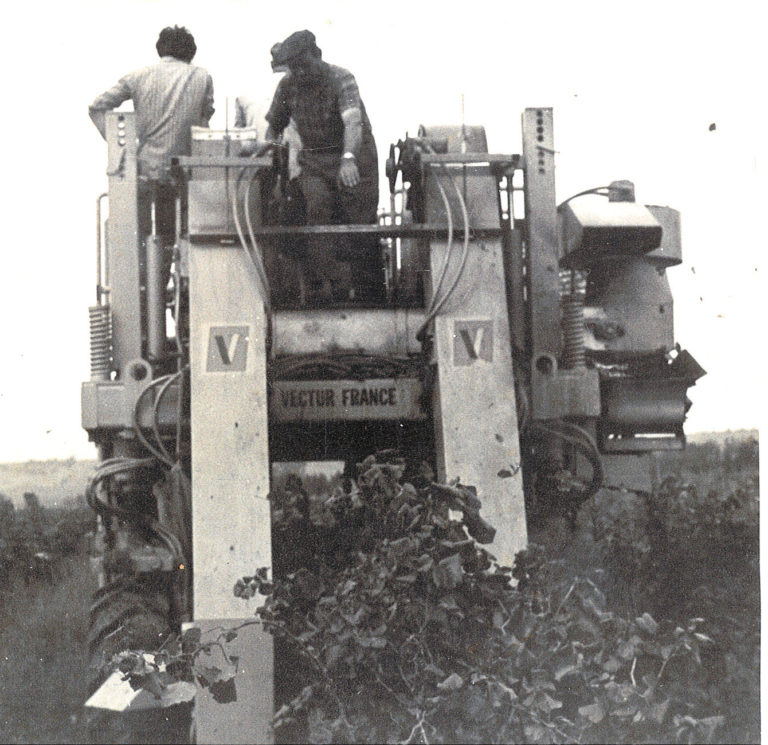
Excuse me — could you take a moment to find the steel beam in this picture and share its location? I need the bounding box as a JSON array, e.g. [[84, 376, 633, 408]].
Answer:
[[188, 223, 504, 245]]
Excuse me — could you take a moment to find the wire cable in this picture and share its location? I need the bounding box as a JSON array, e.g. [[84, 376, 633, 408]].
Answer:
[[244, 168, 272, 312]]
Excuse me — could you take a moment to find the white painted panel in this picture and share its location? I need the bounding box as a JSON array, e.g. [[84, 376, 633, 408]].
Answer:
[[429, 239, 527, 569], [189, 244, 271, 619]]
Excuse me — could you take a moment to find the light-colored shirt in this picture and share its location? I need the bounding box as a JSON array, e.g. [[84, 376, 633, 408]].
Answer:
[[89, 56, 214, 180], [236, 96, 303, 180], [234, 96, 270, 138]]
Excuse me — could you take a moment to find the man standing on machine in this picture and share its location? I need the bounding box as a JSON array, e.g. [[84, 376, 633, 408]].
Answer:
[[263, 29, 381, 303], [88, 25, 215, 241]]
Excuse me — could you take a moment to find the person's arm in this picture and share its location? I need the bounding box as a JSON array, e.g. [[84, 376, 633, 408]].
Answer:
[[202, 73, 215, 125], [234, 97, 248, 128], [338, 107, 363, 187], [88, 77, 132, 139], [253, 82, 290, 155], [284, 119, 303, 180], [335, 68, 365, 188]]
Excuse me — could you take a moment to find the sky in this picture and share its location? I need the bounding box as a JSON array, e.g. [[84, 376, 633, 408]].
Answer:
[[0, 0, 764, 462]]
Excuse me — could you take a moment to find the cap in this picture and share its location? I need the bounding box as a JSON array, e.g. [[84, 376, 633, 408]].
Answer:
[[272, 30, 317, 64]]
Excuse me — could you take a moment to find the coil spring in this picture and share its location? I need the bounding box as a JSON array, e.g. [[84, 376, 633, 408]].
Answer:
[[89, 305, 113, 380], [560, 271, 587, 369]]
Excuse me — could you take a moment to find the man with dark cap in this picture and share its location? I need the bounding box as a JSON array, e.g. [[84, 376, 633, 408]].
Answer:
[[263, 30, 381, 303], [89, 26, 214, 243]]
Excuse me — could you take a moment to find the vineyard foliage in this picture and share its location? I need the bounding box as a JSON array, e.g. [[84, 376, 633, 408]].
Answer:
[[0, 490, 94, 596], [112, 435, 759, 744]]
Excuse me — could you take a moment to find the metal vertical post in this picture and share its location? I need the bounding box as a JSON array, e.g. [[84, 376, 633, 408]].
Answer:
[[521, 108, 562, 416], [105, 112, 143, 374]]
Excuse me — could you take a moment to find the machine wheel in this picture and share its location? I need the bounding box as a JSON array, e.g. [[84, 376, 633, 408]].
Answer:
[[86, 574, 173, 693], [84, 574, 190, 745]]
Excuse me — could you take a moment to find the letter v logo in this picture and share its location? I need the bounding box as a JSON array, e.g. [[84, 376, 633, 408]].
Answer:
[[459, 327, 485, 359], [206, 326, 250, 371], [215, 333, 240, 365], [453, 320, 493, 366]]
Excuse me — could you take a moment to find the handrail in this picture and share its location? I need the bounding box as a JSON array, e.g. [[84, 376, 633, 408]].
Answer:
[[188, 222, 507, 245], [174, 155, 273, 169]]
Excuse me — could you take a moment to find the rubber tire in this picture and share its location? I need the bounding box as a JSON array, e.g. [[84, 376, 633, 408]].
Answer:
[[86, 575, 172, 692], [84, 575, 191, 745]]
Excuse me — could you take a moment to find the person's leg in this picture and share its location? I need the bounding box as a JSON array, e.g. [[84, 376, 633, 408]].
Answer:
[[299, 168, 347, 302], [338, 170, 383, 301]]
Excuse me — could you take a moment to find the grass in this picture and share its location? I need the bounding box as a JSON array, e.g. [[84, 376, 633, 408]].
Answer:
[[0, 556, 96, 744]]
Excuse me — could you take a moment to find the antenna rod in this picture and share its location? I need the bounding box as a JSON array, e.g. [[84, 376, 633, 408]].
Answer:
[[461, 93, 467, 153]]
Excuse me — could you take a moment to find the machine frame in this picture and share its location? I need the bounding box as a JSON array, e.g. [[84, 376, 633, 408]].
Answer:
[[81, 107, 703, 743]]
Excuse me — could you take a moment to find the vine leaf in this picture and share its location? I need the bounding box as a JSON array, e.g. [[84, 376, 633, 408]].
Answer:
[[181, 627, 202, 653], [579, 701, 605, 723], [432, 553, 463, 589], [635, 612, 659, 635], [437, 673, 464, 690]]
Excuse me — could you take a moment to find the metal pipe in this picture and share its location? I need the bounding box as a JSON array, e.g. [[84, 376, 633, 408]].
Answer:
[[146, 188, 166, 361], [505, 229, 527, 354], [175, 194, 182, 245], [150, 189, 157, 235], [146, 234, 166, 361], [96, 193, 108, 303]]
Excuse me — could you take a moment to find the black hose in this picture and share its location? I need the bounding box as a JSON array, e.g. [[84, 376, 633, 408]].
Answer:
[[86, 457, 183, 564], [527, 419, 604, 500]]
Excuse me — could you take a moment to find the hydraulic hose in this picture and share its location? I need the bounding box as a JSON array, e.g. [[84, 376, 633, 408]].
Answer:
[[245, 168, 271, 304], [86, 457, 155, 516], [527, 419, 604, 501], [132, 374, 180, 468], [87, 456, 184, 566], [556, 186, 611, 212], [423, 159, 455, 319], [416, 142, 471, 342], [151, 368, 186, 465], [232, 167, 271, 314]]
